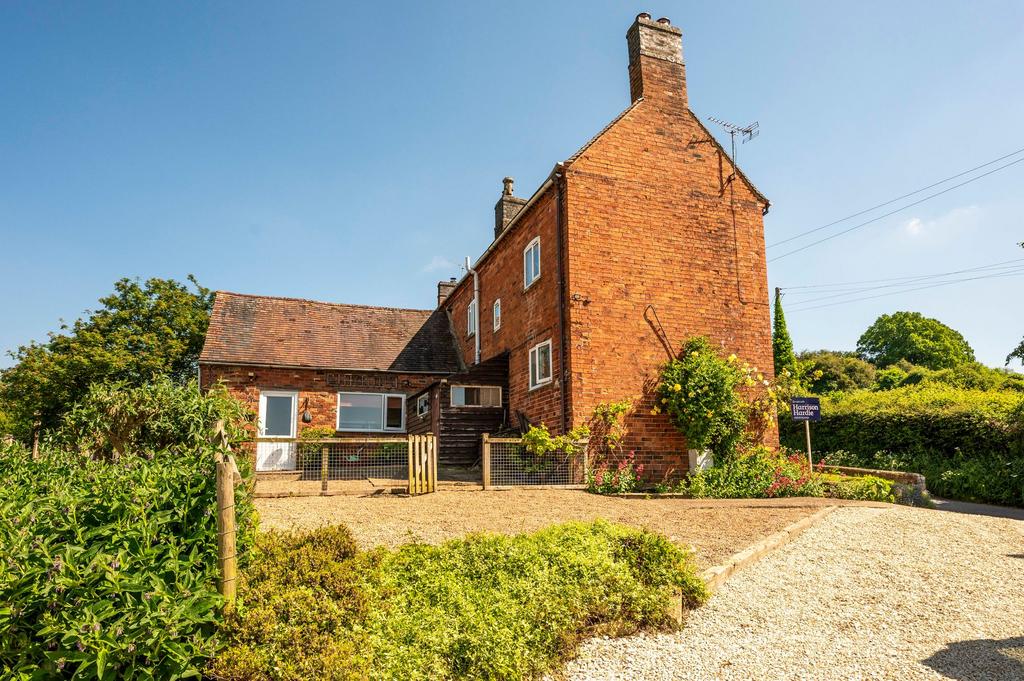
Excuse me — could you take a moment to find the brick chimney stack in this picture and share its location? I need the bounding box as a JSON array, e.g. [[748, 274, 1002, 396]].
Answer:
[[494, 177, 528, 239], [626, 13, 686, 107], [437, 277, 458, 306]]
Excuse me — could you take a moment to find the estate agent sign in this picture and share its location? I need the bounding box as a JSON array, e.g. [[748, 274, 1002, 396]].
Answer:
[[789, 396, 821, 466], [789, 396, 821, 422]]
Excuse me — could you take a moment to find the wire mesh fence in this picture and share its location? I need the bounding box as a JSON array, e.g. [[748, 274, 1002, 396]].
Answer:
[[254, 437, 435, 496], [484, 437, 588, 487]]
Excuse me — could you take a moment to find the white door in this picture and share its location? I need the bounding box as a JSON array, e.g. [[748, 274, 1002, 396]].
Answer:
[[257, 391, 298, 471]]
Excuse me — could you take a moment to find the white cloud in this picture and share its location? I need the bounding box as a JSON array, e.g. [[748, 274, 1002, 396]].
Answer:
[[421, 255, 457, 273], [902, 206, 981, 239]]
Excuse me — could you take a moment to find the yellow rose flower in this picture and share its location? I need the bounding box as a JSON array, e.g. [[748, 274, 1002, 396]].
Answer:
[[661, 398, 668, 404], [673, 383, 682, 392], [650, 407, 660, 415], [728, 353, 737, 362]]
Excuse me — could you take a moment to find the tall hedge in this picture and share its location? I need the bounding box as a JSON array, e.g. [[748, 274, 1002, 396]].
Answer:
[[780, 386, 1024, 505]]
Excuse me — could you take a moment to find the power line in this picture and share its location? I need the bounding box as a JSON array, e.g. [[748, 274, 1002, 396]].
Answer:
[[786, 270, 1024, 313], [780, 259, 1024, 300], [783, 265, 1024, 306], [768, 156, 1024, 262], [779, 257, 1024, 290], [767, 145, 1024, 249]]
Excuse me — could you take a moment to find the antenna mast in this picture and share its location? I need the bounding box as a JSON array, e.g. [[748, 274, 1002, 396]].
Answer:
[[707, 117, 759, 175]]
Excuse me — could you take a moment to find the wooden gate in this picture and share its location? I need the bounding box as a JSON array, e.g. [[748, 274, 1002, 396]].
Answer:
[[407, 434, 438, 495]]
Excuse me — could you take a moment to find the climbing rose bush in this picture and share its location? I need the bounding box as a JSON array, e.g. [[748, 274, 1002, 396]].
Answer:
[[656, 337, 777, 459]]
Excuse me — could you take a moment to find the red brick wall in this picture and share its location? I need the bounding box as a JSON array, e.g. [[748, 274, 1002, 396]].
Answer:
[[443, 188, 567, 430], [199, 363, 442, 437], [562, 67, 776, 479]]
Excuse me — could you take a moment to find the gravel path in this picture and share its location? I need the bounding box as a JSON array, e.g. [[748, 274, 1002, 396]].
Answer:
[[564, 506, 1024, 680], [255, 490, 825, 568]]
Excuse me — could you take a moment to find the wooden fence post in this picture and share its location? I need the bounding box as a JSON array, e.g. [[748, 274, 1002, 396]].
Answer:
[[321, 445, 329, 493], [215, 453, 237, 608], [429, 434, 437, 493], [482, 433, 491, 490]]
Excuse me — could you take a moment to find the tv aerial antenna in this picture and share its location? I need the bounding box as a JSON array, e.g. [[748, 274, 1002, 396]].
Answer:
[[707, 117, 759, 178]]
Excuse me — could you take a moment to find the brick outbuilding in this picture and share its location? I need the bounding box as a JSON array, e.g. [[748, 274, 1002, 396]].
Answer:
[[200, 13, 776, 477]]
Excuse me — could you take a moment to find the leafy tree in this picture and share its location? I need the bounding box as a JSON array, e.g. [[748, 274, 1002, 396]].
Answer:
[[857, 311, 975, 370], [1008, 341, 1024, 368], [0, 276, 213, 438], [772, 288, 797, 377], [797, 350, 876, 394]]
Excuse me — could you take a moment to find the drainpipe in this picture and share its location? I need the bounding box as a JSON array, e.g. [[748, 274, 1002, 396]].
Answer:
[[554, 165, 569, 435], [464, 255, 480, 365]]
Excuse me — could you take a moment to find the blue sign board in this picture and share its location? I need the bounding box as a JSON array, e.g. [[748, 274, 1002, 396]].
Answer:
[[790, 397, 821, 422]]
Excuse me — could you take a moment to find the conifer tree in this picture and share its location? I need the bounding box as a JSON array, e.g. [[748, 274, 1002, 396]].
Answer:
[[772, 288, 797, 377]]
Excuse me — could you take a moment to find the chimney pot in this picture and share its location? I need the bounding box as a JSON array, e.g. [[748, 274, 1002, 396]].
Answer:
[[626, 13, 686, 105], [494, 177, 528, 239], [437, 278, 458, 306]]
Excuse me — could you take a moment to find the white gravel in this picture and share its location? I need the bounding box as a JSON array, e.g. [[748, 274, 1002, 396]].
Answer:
[[563, 506, 1024, 680]]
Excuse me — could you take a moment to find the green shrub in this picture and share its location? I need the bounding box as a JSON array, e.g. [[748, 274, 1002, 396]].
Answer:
[[56, 378, 251, 461], [0, 445, 255, 679], [679, 446, 824, 499], [781, 386, 1024, 505], [0, 381, 254, 679], [819, 473, 895, 502], [210, 521, 707, 680], [797, 350, 876, 394]]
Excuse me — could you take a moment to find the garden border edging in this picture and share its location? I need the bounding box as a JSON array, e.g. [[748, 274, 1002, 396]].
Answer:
[[698, 505, 838, 592]]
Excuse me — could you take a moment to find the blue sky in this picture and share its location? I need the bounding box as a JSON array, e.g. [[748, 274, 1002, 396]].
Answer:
[[2, 1, 1022, 368]]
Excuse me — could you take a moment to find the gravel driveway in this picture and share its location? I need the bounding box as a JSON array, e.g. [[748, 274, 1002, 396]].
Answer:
[[564, 506, 1024, 680]]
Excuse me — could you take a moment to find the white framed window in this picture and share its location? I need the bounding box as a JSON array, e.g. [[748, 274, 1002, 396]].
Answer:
[[258, 390, 297, 438], [450, 385, 502, 407], [493, 299, 501, 331], [529, 339, 553, 390], [524, 237, 541, 289], [337, 392, 405, 432], [467, 299, 477, 336], [416, 393, 430, 418]]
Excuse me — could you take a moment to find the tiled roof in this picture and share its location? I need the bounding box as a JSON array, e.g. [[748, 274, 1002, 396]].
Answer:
[[199, 292, 462, 373]]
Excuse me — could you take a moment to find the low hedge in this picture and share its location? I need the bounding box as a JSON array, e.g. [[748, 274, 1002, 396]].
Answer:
[[210, 521, 708, 680], [780, 386, 1024, 505]]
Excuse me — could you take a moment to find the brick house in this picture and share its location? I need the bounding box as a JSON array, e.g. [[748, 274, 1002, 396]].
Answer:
[[200, 13, 776, 476]]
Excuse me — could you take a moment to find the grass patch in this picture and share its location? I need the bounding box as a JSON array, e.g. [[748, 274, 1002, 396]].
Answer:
[[209, 521, 707, 680]]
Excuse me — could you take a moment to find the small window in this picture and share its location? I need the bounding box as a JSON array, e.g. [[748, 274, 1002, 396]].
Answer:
[[529, 340, 553, 390], [450, 385, 502, 407], [493, 299, 501, 331], [467, 299, 477, 336], [416, 393, 430, 418], [259, 390, 297, 437], [524, 237, 541, 289], [337, 392, 405, 432]]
